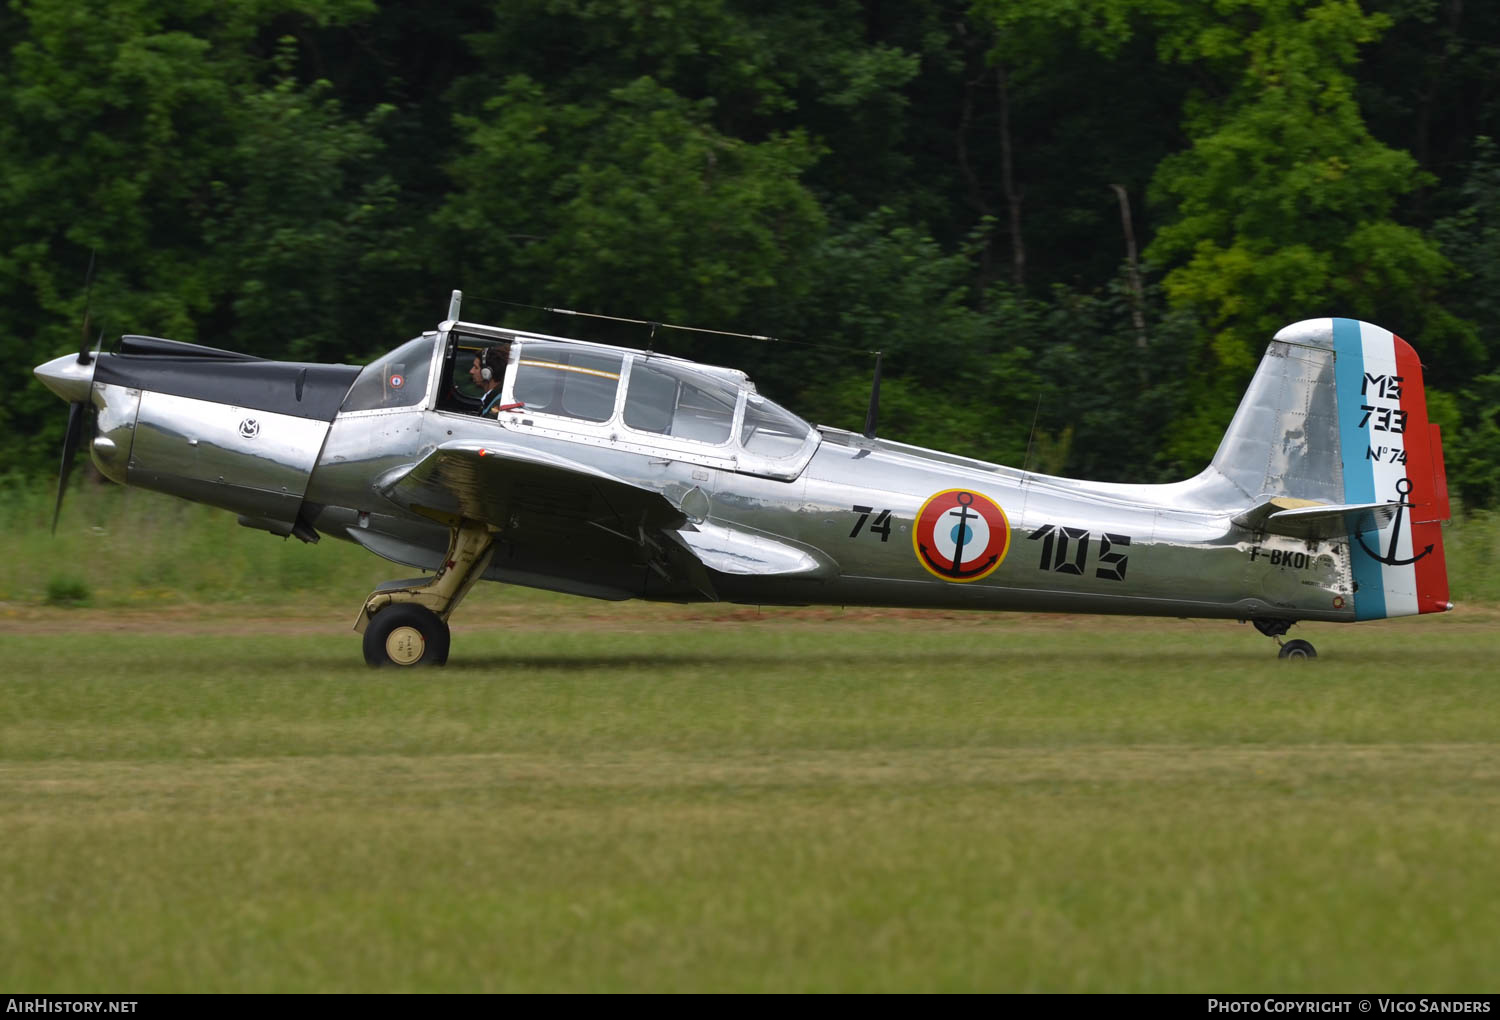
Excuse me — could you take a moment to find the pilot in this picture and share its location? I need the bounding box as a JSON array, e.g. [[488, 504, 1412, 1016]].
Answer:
[[469, 345, 510, 416]]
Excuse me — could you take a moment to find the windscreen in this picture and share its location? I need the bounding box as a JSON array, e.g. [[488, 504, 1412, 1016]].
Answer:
[[740, 394, 812, 458], [340, 335, 435, 411]]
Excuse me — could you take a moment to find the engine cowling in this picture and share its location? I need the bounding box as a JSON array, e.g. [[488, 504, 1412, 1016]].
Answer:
[[87, 338, 359, 538]]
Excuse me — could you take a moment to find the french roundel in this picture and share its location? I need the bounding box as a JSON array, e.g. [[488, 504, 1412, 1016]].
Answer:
[[389, 373, 405, 389], [912, 489, 1011, 583]]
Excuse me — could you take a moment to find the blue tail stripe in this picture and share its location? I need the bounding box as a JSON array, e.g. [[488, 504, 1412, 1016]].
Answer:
[[1332, 318, 1385, 620]]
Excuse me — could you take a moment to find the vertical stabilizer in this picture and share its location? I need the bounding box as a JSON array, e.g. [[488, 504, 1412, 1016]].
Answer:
[[1210, 332, 1344, 506], [1212, 318, 1451, 620]]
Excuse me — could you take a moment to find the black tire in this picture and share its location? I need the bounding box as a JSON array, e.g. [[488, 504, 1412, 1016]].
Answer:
[[1278, 638, 1317, 661], [363, 604, 451, 667]]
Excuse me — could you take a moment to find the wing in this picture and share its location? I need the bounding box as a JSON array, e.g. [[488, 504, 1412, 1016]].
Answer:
[[377, 441, 715, 596], [377, 441, 685, 533], [375, 442, 832, 600]]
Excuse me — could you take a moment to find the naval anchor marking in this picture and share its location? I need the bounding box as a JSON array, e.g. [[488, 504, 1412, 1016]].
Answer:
[[913, 489, 1011, 583], [1354, 477, 1434, 566]]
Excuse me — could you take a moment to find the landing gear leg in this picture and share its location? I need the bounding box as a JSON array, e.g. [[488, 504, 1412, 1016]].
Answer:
[[1253, 618, 1316, 661], [355, 520, 497, 667]]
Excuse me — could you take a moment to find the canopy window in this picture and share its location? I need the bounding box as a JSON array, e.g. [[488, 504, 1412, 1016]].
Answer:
[[623, 359, 738, 445], [512, 342, 623, 423]]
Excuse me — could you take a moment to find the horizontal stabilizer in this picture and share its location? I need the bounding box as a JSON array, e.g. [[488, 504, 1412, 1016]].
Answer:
[[1234, 497, 1406, 540]]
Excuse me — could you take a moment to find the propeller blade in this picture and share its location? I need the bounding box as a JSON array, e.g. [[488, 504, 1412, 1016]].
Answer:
[[51, 400, 87, 535]]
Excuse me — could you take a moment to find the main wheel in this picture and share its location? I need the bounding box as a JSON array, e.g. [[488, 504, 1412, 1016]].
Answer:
[[363, 604, 451, 667], [1278, 638, 1317, 661]]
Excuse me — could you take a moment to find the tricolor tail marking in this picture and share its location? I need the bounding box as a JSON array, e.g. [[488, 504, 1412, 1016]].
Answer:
[[1331, 319, 1450, 619]]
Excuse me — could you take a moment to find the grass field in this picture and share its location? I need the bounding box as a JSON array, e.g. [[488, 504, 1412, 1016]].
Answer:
[[2, 484, 1499, 991], [3, 601, 1499, 992]]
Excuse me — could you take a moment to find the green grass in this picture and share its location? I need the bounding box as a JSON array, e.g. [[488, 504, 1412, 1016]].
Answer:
[[3, 480, 1500, 990], [0, 479, 397, 608], [1442, 506, 1500, 603], [2, 611, 1499, 992]]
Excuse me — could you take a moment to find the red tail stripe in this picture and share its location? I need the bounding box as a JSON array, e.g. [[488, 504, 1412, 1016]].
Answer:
[[1392, 335, 1450, 613], [1426, 424, 1451, 523]]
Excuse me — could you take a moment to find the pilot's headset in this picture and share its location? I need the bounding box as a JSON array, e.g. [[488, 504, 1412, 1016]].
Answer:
[[478, 345, 503, 383]]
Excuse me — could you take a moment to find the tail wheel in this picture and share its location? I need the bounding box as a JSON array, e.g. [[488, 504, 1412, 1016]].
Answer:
[[1278, 639, 1317, 661], [363, 604, 451, 667]]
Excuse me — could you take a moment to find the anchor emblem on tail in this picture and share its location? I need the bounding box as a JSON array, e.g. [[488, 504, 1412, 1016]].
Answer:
[[1355, 477, 1434, 566]]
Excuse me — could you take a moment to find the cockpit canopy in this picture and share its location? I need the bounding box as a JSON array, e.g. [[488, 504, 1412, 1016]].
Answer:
[[341, 329, 818, 480]]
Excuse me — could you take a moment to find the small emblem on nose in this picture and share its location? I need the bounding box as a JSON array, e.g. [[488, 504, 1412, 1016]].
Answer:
[[239, 418, 260, 439]]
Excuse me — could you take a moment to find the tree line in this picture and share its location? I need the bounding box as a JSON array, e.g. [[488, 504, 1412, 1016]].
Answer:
[[3, 0, 1498, 505]]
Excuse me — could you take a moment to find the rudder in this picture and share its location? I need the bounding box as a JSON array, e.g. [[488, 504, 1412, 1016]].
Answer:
[[1328, 318, 1451, 619]]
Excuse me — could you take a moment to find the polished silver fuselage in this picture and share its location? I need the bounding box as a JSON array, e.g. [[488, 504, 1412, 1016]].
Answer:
[[303, 392, 1352, 624], [50, 321, 1356, 625]]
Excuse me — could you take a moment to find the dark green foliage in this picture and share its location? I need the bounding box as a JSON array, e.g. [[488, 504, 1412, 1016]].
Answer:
[[1445, 374, 1500, 509], [43, 574, 91, 607], [438, 73, 824, 328], [3, 0, 1500, 499]]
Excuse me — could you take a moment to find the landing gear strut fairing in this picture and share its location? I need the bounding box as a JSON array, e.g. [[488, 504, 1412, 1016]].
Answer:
[[34, 294, 1453, 665]]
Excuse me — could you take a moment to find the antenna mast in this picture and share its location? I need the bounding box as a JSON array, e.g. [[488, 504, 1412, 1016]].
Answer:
[[863, 352, 883, 440]]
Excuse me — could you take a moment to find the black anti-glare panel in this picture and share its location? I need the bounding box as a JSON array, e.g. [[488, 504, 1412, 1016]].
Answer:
[[94, 352, 361, 421]]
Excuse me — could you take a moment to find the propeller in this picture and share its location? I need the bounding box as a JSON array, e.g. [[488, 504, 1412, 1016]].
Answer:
[[51, 400, 91, 534], [51, 253, 100, 535]]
